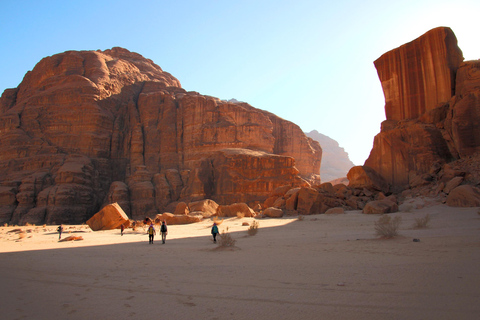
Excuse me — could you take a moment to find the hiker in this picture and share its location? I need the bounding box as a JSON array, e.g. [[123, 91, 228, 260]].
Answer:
[[147, 224, 156, 244], [160, 221, 168, 244], [120, 224, 124, 236], [57, 224, 63, 240], [211, 222, 219, 243]]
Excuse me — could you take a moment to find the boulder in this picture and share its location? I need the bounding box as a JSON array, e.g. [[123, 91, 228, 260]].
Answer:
[[296, 187, 319, 215], [156, 212, 202, 225], [363, 200, 399, 214], [217, 203, 255, 217], [188, 199, 219, 218], [264, 207, 284, 218], [173, 202, 189, 215], [446, 185, 480, 207], [325, 207, 345, 214], [285, 188, 300, 211], [86, 203, 129, 231], [443, 176, 464, 194], [347, 166, 389, 193]]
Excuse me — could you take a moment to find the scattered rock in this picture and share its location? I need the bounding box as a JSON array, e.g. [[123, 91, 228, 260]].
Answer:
[[325, 207, 345, 214], [86, 203, 130, 231], [264, 207, 284, 218], [363, 200, 398, 214], [446, 185, 480, 207], [59, 235, 83, 242], [217, 203, 255, 218]]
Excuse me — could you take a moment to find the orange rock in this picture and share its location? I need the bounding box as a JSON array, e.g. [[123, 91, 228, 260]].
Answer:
[[0, 47, 322, 225], [217, 203, 255, 217], [264, 207, 284, 218], [363, 200, 399, 214], [86, 203, 129, 231], [347, 166, 389, 193], [155, 212, 202, 225], [374, 27, 463, 121], [446, 185, 480, 207], [188, 199, 219, 218]]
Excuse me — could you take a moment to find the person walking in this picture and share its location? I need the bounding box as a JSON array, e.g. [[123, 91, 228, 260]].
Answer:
[[57, 224, 63, 240], [147, 224, 156, 244], [120, 224, 124, 236], [160, 221, 168, 244], [211, 222, 219, 243]]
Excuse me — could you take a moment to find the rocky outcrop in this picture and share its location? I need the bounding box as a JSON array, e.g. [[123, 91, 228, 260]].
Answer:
[[0, 48, 322, 224], [305, 130, 354, 182], [217, 203, 256, 218], [374, 27, 463, 121], [446, 185, 480, 207], [363, 200, 398, 214], [365, 27, 480, 192], [86, 202, 129, 231]]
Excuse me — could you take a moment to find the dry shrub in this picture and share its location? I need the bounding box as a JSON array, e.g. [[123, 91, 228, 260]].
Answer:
[[413, 214, 431, 229], [374, 215, 401, 238], [236, 212, 245, 219], [297, 215, 304, 221], [18, 231, 27, 240], [218, 227, 236, 247], [248, 221, 259, 236]]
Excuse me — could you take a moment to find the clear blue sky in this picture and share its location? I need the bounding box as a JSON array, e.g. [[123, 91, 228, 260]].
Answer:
[[1, 0, 479, 165]]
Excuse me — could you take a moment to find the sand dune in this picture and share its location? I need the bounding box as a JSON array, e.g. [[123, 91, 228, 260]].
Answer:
[[1, 202, 479, 319]]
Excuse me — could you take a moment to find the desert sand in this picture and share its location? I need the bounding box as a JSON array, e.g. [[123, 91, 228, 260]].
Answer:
[[1, 199, 479, 320]]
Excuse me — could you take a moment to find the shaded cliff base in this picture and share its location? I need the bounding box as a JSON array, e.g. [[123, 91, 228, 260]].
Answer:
[[1, 202, 479, 319]]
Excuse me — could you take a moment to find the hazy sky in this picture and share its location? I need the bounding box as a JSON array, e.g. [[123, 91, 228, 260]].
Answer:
[[1, 0, 479, 165]]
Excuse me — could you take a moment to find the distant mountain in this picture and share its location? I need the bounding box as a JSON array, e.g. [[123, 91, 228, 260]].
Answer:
[[305, 130, 354, 183]]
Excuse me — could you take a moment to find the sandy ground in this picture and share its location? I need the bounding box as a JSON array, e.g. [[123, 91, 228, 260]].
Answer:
[[1, 201, 479, 320]]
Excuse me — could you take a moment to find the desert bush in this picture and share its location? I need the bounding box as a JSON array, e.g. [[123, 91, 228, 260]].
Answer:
[[297, 215, 304, 221], [248, 221, 259, 236], [18, 231, 27, 240], [374, 215, 401, 238], [218, 227, 236, 247], [413, 214, 431, 229]]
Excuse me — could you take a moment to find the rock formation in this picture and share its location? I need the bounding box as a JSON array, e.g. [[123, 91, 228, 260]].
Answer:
[[305, 130, 354, 182], [360, 27, 480, 192], [0, 48, 321, 224], [86, 202, 129, 231]]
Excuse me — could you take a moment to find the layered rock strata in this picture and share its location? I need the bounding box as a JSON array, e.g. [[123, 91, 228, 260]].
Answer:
[[0, 48, 321, 224]]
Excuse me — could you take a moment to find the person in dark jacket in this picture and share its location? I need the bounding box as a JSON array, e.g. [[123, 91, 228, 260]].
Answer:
[[57, 225, 63, 240], [160, 221, 168, 244], [211, 222, 219, 243]]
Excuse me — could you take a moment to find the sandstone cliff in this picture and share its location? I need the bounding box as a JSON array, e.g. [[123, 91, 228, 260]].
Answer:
[[363, 27, 480, 191], [305, 130, 354, 182], [0, 48, 321, 224]]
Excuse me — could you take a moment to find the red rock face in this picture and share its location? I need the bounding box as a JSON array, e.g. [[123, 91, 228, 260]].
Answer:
[[374, 27, 463, 121], [0, 48, 321, 224], [363, 27, 480, 191]]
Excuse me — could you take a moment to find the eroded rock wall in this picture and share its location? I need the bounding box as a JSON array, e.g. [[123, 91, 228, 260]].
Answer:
[[364, 27, 480, 191], [0, 48, 321, 224]]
